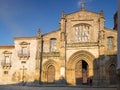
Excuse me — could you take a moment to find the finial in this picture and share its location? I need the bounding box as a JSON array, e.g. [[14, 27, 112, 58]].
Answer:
[[38, 28, 41, 38], [100, 10, 104, 18], [81, 2, 85, 10], [61, 11, 65, 19]]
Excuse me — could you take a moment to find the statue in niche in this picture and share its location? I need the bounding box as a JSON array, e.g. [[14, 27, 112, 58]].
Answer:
[[12, 71, 21, 82]]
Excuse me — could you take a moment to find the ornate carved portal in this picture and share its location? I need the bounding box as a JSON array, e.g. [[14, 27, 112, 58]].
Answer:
[[66, 50, 94, 86], [47, 65, 55, 83], [75, 60, 88, 85]]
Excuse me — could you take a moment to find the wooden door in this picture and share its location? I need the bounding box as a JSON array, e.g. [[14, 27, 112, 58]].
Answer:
[[75, 61, 82, 85], [47, 65, 55, 83], [82, 60, 88, 84], [82, 69, 88, 84]]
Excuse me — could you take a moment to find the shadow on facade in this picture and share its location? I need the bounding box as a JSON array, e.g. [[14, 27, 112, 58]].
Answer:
[[93, 54, 117, 87], [0, 55, 118, 87], [0, 78, 71, 87]]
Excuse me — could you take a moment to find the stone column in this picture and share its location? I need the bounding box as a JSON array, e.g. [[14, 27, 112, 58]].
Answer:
[[117, 0, 120, 90]]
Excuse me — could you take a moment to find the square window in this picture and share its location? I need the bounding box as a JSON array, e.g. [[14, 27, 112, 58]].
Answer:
[[21, 61, 26, 63], [4, 71, 8, 74]]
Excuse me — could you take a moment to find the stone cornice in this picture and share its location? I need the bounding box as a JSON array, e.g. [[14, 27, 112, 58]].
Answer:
[[67, 42, 98, 48], [0, 45, 14, 49], [42, 52, 60, 57], [14, 36, 37, 40]]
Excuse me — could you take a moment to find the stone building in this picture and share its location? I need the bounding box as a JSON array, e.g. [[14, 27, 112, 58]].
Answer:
[[0, 5, 117, 86]]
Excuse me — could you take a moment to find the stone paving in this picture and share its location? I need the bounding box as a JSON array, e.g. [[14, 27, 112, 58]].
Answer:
[[0, 85, 117, 90]]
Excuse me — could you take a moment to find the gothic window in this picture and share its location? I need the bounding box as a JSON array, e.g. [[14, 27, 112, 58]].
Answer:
[[50, 38, 57, 52], [107, 37, 114, 50], [74, 24, 90, 42]]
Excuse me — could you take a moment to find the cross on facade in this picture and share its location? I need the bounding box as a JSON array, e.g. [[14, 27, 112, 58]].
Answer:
[[20, 66, 27, 83], [80, 2, 85, 10]]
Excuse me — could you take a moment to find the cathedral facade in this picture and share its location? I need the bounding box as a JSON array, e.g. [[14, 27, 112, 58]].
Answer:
[[0, 6, 117, 86]]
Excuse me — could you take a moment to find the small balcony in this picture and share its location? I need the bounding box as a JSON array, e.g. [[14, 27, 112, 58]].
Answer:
[[1, 61, 12, 67], [18, 51, 30, 59]]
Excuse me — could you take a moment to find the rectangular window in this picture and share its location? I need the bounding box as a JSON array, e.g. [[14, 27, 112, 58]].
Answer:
[[22, 47, 27, 54], [4, 71, 8, 74], [5, 56, 10, 64], [21, 61, 26, 63]]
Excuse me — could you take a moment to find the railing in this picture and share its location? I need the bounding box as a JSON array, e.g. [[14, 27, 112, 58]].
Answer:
[[18, 51, 30, 57], [1, 61, 11, 67]]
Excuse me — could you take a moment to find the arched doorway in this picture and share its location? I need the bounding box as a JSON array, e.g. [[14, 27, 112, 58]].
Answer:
[[109, 64, 117, 85], [75, 60, 88, 85], [47, 65, 55, 83], [42, 60, 60, 84], [66, 50, 95, 86]]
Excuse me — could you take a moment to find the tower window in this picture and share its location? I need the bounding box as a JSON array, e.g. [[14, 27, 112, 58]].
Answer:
[[107, 37, 114, 50], [50, 38, 57, 52]]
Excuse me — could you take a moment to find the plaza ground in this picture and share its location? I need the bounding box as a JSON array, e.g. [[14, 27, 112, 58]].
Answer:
[[0, 85, 117, 90]]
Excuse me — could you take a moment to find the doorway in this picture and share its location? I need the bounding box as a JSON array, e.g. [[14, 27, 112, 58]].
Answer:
[[75, 60, 88, 85]]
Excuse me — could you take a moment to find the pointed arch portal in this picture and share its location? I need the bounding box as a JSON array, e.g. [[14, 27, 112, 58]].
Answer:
[[42, 60, 60, 83], [66, 50, 95, 85]]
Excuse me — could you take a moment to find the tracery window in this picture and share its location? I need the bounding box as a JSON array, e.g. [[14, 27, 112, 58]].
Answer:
[[107, 37, 114, 50], [50, 38, 57, 52], [74, 24, 90, 42]]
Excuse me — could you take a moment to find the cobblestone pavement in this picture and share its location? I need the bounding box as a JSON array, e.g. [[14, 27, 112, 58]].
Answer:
[[0, 85, 117, 90]]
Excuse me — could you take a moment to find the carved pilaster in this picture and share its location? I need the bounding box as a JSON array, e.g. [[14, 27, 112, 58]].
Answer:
[[35, 28, 42, 83]]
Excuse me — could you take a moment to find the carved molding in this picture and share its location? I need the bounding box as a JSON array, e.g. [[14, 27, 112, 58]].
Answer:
[[67, 42, 98, 48], [42, 52, 60, 58]]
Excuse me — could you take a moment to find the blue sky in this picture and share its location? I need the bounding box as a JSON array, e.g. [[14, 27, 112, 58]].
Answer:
[[0, 0, 117, 45]]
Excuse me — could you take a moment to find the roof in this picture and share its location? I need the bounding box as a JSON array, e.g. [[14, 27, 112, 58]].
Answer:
[[42, 29, 60, 36], [66, 9, 100, 17]]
